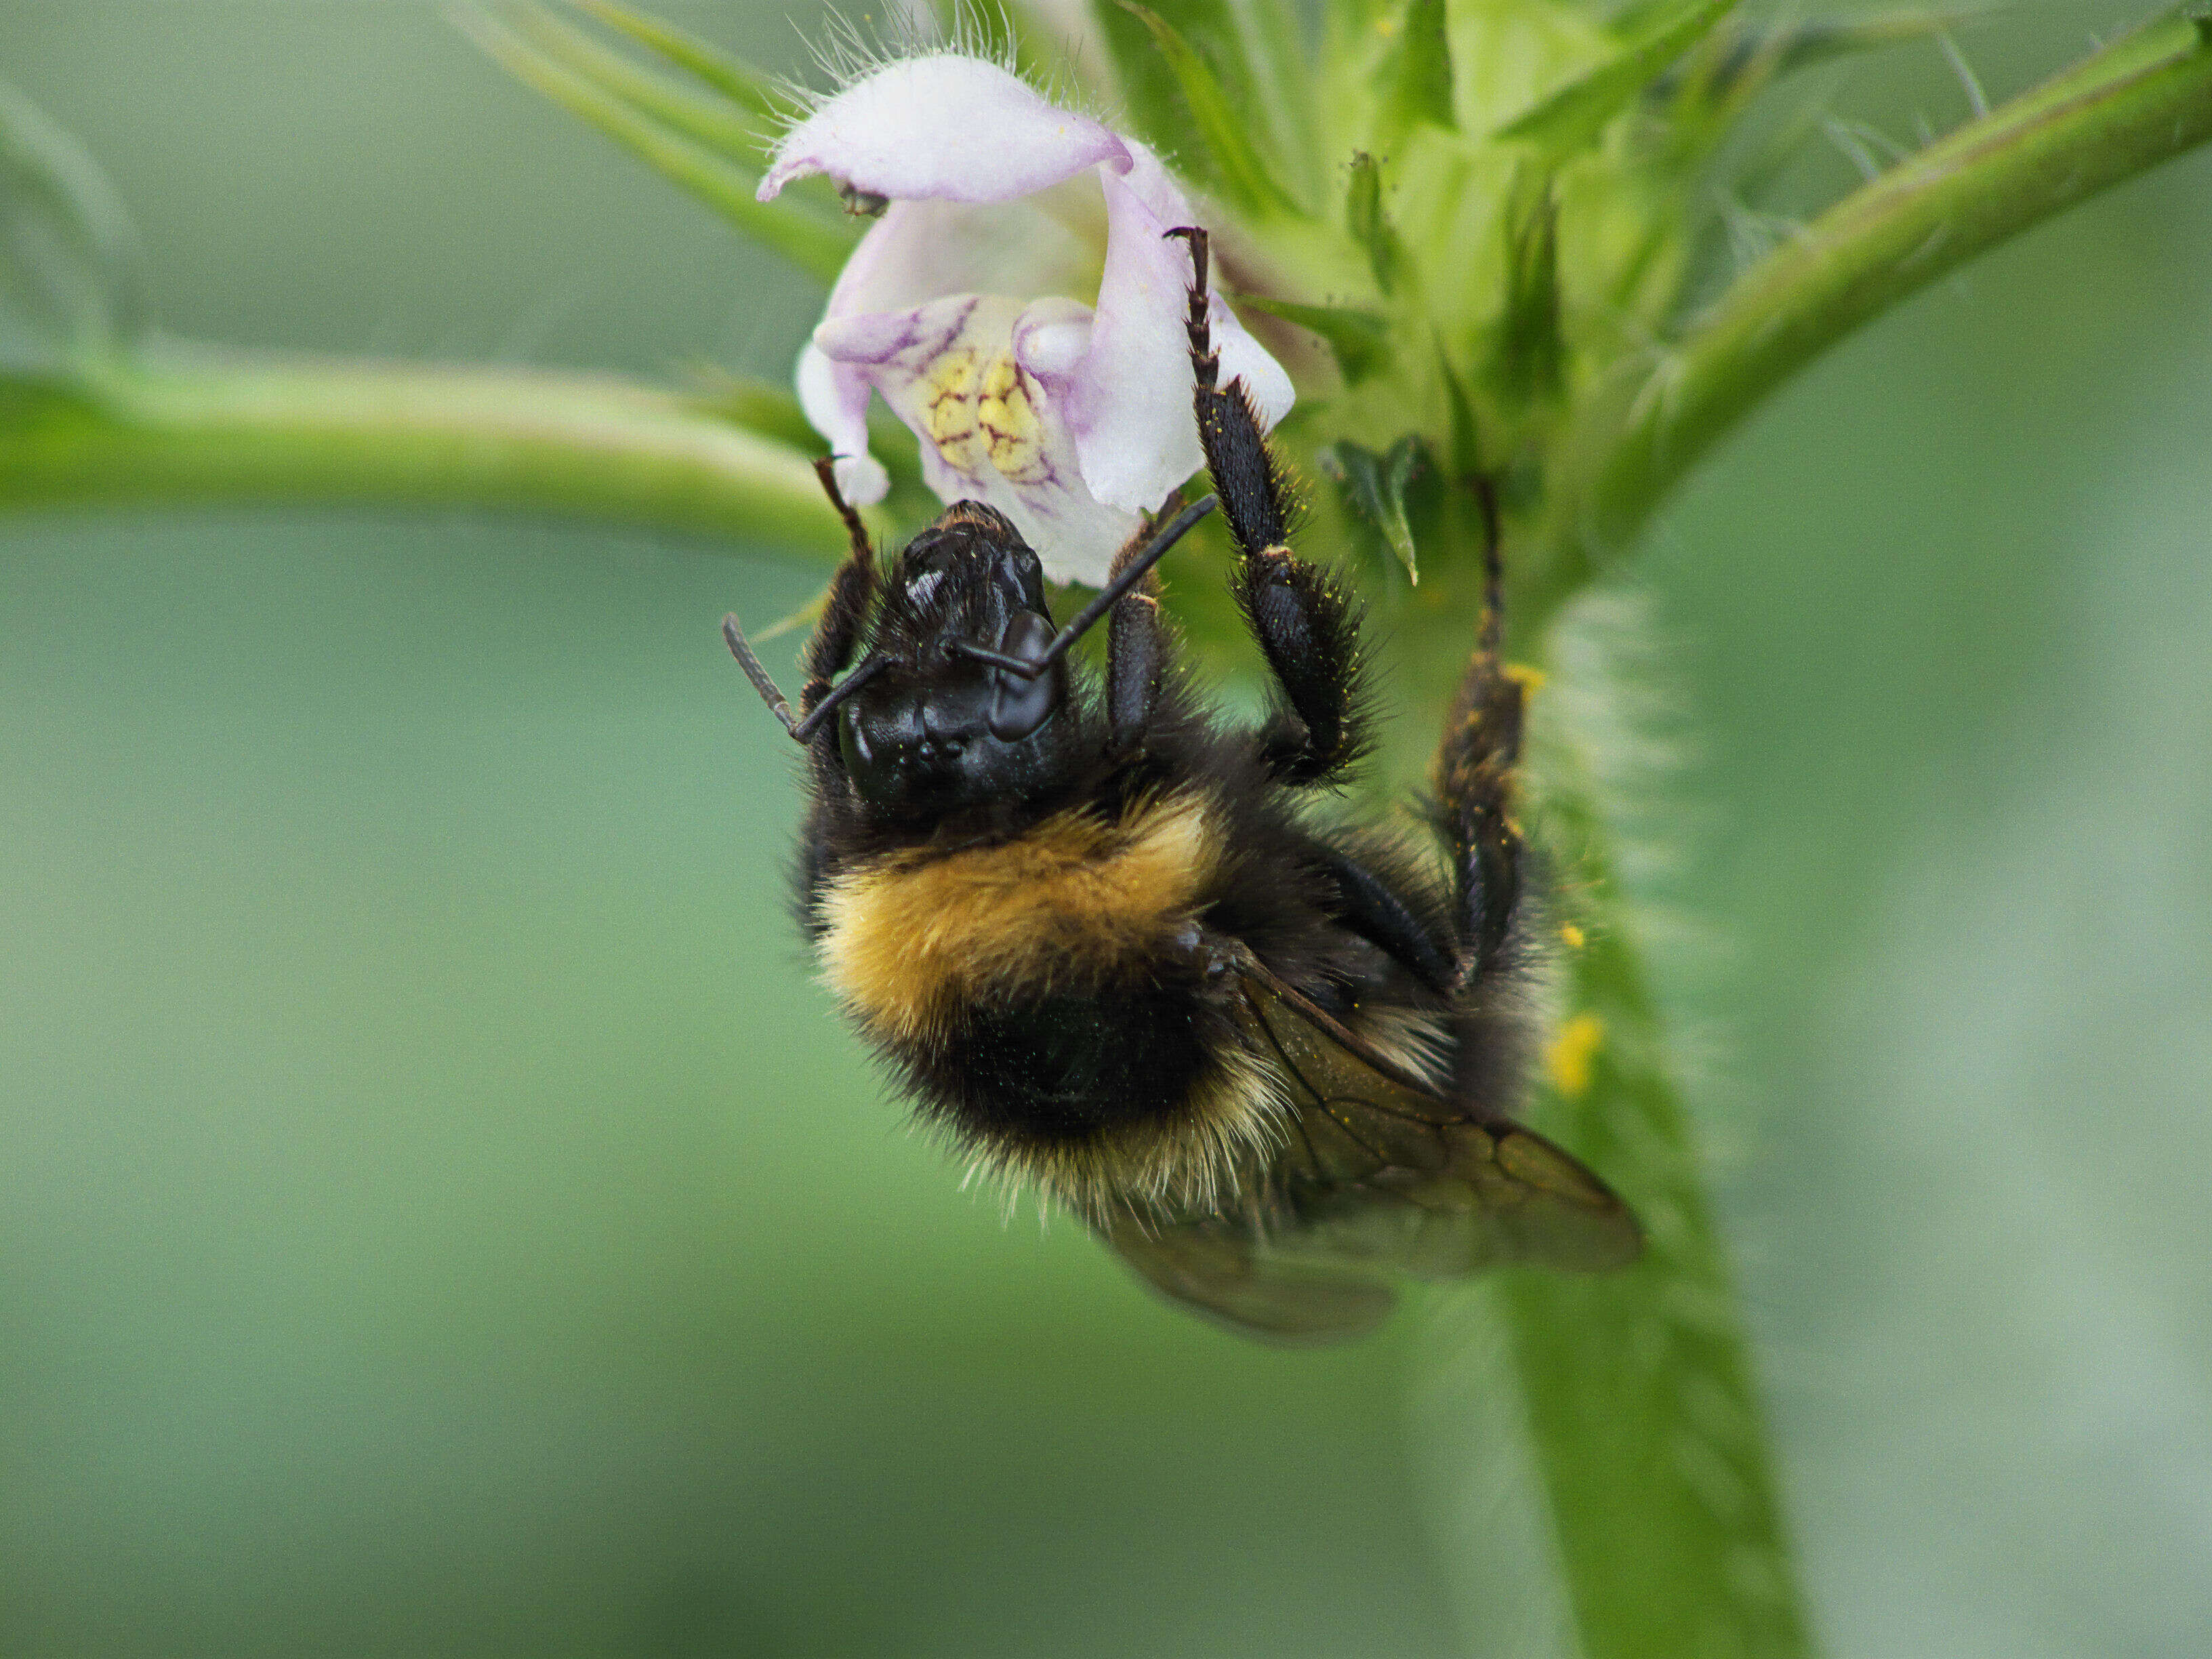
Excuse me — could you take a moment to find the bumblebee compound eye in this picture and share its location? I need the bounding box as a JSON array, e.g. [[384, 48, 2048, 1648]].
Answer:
[[987, 611, 1064, 741]]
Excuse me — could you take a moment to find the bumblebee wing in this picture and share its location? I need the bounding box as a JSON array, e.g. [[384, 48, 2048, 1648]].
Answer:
[[1243, 972, 1643, 1277], [1103, 975, 1641, 1342], [1103, 1212, 1398, 1343]]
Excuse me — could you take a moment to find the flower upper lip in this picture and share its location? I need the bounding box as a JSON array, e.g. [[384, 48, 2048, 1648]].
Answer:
[[758, 54, 1130, 206], [757, 48, 1293, 586]]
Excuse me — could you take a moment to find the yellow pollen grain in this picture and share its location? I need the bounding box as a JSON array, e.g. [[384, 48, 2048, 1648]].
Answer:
[[1559, 922, 1586, 950], [924, 346, 983, 470], [1504, 663, 1547, 694], [1545, 1012, 1604, 1099]]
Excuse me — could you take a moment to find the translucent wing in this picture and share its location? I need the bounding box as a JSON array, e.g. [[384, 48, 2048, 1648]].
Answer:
[[1105, 972, 1642, 1342]]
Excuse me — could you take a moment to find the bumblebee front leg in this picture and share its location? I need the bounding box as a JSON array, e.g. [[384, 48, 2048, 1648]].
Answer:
[[799, 457, 880, 721], [1171, 228, 1369, 787]]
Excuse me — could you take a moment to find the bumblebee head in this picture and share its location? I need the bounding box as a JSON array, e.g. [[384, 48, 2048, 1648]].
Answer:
[[838, 504, 1076, 818]]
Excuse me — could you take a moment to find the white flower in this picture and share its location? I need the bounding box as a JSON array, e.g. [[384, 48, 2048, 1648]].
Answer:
[[758, 50, 1294, 586]]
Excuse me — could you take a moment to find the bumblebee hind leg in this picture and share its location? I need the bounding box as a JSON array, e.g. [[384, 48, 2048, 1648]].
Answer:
[[1435, 495, 1525, 994], [1172, 228, 1370, 787]]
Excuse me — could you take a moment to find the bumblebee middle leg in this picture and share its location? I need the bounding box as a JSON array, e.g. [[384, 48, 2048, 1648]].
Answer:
[[1172, 228, 1370, 787], [1103, 504, 1172, 762]]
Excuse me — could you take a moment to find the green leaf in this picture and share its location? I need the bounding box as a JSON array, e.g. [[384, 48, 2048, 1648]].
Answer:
[[1230, 0, 1324, 198], [1491, 166, 1563, 402], [1380, 0, 1456, 132], [1113, 3, 1303, 216], [1097, 0, 1317, 206], [1496, 0, 1737, 152], [0, 84, 145, 379], [499, 1, 769, 163], [457, 9, 857, 285], [1437, 344, 1482, 482], [1317, 434, 1424, 581], [1230, 293, 1391, 384], [1655, 9, 1987, 119], [1345, 152, 1404, 296], [571, 0, 784, 123]]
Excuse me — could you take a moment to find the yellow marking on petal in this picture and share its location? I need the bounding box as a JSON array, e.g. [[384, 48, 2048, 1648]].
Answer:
[[1559, 922, 1586, 950], [1545, 1012, 1604, 1099], [978, 348, 1048, 485], [923, 346, 983, 472]]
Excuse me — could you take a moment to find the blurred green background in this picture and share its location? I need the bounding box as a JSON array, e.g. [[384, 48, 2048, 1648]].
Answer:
[[3, 4, 2208, 1655]]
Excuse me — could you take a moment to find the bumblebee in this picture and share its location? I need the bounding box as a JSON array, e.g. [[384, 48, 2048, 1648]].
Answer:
[[724, 229, 1639, 1340]]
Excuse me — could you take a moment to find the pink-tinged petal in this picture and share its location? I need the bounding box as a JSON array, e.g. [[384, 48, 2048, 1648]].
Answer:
[[759, 54, 1126, 205], [794, 340, 888, 506], [1048, 162, 1195, 510], [815, 292, 1138, 584], [1049, 142, 1294, 512], [821, 197, 1094, 324], [1212, 301, 1296, 429], [1110, 141, 1293, 427]]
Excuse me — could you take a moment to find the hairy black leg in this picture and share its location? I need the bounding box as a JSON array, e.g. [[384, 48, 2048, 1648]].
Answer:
[[1104, 504, 1172, 762], [800, 456, 878, 718], [1435, 486, 1524, 991], [1169, 227, 1369, 787], [720, 457, 880, 747]]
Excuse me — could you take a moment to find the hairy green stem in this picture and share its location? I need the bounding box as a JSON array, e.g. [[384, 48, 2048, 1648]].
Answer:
[[1544, 5, 2212, 589], [1506, 745, 1811, 1659], [0, 352, 846, 559], [1378, 596, 1814, 1658]]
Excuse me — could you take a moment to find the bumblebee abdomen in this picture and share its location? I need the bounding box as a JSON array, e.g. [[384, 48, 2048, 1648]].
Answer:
[[956, 991, 1219, 1135], [812, 788, 1288, 1213]]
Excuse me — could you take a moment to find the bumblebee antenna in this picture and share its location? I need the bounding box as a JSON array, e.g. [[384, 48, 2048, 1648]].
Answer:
[[787, 654, 887, 743], [722, 613, 798, 733], [720, 617, 888, 744], [947, 493, 1218, 678]]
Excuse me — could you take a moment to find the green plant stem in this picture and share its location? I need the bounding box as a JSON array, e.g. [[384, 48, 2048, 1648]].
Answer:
[[1506, 764, 1810, 1659], [0, 351, 848, 560], [1544, 5, 2212, 592], [1447, 18, 2212, 1654], [1378, 600, 1814, 1658]]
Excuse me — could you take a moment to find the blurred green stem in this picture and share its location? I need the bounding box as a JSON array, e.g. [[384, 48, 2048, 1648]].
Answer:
[[0, 351, 846, 559], [1541, 5, 2212, 598]]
